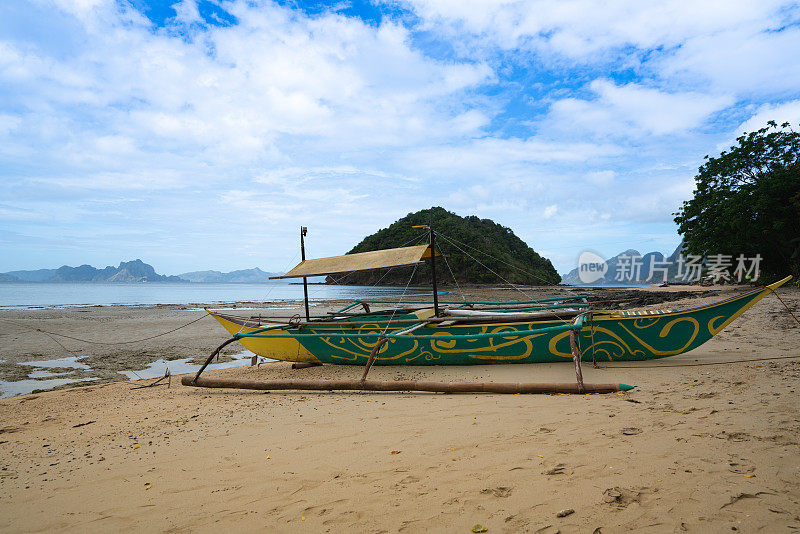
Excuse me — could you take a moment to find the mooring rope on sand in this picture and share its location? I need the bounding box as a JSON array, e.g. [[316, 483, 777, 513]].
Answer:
[[766, 286, 800, 326], [0, 314, 210, 345], [598, 353, 800, 369]]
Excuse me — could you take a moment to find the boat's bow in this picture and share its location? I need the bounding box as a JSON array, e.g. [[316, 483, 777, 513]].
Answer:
[[206, 310, 320, 363], [575, 275, 794, 361], [698, 275, 792, 335]]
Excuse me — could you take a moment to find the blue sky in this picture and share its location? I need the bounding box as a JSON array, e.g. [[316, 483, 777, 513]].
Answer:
[[1, 0, 799, 276]]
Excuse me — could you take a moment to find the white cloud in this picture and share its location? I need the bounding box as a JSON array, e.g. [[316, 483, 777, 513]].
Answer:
[[547, 80, 733, 136], [584, 170, 615, 186], [401, 0, 798, 59], [401, 0, 800, 101], [0, 0, 796, 274], [401, 136, 622, 181], [1, 0, 494, 178], [0, 113, 21, 135], [660, 27, 800, 96], [706, 100, 800, 154], [0, 0, 499, 272], [735, 100, 800, 135], [612, 176, 696, 224], [254, 166, 395, 186], [172, 0, 204, 25]]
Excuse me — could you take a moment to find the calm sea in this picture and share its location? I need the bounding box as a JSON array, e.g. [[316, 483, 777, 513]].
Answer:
[[0, 282, 424, 309]]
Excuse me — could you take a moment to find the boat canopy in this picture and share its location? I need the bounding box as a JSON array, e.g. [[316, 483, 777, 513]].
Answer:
[[270, 244, 441, 279]]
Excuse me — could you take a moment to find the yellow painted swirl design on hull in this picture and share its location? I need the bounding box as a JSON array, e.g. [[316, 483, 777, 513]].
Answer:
[[708, 315, 727, 335], [617, 317, 699, 356], [633, 317, 660, 329], [548, 327, 648, 360], [317, 323, 548, 362]]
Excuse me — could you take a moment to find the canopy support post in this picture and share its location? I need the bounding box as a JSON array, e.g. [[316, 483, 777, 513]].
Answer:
[[300, 226, 310, 322], [429, 221, 440, 317]]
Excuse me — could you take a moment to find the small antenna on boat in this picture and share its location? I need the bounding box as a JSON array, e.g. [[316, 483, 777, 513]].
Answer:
[[300, 226, 310, 321]]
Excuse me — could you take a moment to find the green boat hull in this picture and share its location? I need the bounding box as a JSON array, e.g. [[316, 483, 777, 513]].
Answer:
[[216, 277, 789, 366]]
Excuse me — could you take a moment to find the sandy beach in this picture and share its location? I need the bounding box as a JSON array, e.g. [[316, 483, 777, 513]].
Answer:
[[0, 285, 798, 532], [5, 0, 799, 531]]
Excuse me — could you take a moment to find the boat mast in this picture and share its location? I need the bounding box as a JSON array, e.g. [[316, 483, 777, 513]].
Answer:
[[300, 226, 310, 321], [429, 216, 440, 317]]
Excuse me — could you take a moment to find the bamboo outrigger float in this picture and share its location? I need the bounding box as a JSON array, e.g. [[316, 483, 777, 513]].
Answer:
[[182, 224, 792, 394]]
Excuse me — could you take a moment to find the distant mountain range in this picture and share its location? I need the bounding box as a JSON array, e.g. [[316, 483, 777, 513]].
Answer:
[[177, 267, 277, 283], [0, 260, 281, 283], [561, 245, 684, 285], [4, 246, 691, 285], [3, 260, 184, 283]]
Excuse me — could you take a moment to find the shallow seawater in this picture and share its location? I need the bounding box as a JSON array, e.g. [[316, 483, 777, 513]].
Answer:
[[120, 349, 269, 380], [19, 356, 91, 370], [0, 282, 429, 309], [0, 350, 271, 398]]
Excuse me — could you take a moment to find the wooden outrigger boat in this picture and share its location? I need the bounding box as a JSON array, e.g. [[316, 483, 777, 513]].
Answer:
[[206, 277, 791, 365], [183, 225, 792, 394]]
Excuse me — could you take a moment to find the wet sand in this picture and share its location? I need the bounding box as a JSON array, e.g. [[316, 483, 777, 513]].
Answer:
[[0, 300, 341, 395], [0, 285, 798, 532]]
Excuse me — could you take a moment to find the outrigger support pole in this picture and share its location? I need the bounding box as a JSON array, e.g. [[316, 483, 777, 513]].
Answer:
[[361, 337, 388, 381], [569, 314, 587, 393], [182, 376, 634, 394], [360, 321, 429, 381], [569, 329, 585, 393], [190, 336, 238, 385]]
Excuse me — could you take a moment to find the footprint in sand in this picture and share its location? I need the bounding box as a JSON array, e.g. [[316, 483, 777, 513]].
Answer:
[[480, 486, 512, 498], [603, 486, 649, 508], [543, 464, 567, 475], [727, 462, 755, 475], [720, 431, 750, 442]]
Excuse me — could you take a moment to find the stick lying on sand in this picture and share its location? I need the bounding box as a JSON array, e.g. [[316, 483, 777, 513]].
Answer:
[[181, 376, 634, 394]]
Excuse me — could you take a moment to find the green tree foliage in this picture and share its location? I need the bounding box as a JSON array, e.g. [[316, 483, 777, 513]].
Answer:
[[674, 122, 800, 281], [328, 207, 560, 286]]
